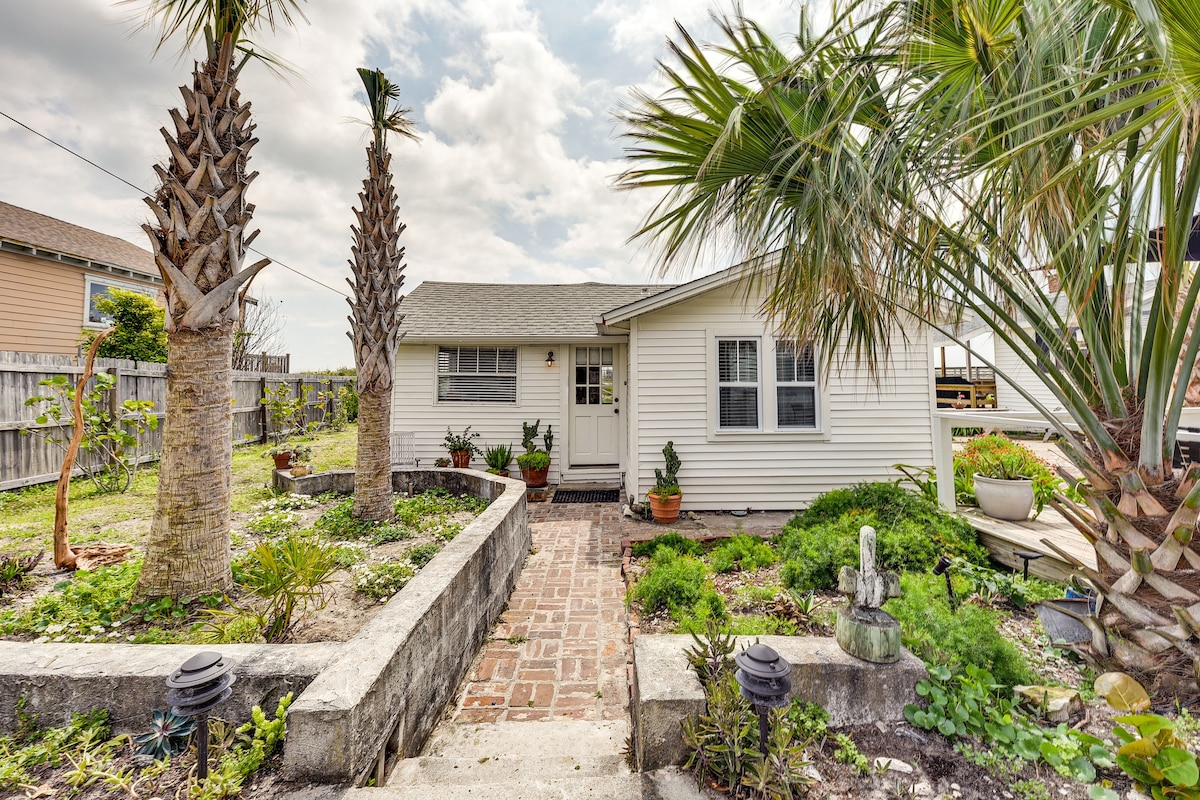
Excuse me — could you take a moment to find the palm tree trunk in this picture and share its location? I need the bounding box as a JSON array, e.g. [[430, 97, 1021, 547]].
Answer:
[[135, 327, 235, 598], [353, 385, 393, 522]]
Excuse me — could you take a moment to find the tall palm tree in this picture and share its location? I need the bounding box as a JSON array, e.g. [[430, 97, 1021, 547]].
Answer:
[[348, 67, 417, 522], [618, 0, 1200, 697], [130, 0, 306, 600]]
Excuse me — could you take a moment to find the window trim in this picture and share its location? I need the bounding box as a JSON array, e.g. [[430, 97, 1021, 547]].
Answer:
[[774, 339, 820, 430], [82, 274, 159, 330], [705, 328, 830, 441], [435, 345, 520, 405], [715, 336, 762, 431]]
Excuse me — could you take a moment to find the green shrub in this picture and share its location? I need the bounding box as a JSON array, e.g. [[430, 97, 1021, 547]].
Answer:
[[353, 561, 415, 600], [708, 534, 776, 573], [405, 543, 441, 568], [632, 547, 725, 623], [233, 534, 340, 641], [776, 482, 986, 592], [630, 532, 703, 558], [885, 573, 1035, 687], [315, 496, 375, 539]]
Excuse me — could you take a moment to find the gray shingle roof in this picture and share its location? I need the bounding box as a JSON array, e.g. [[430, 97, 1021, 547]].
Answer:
[[0, 201, 157, 277], [399, 281, 675, 339]]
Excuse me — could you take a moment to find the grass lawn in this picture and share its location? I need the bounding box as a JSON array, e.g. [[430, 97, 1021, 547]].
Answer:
[[0, 425, 360, 554]]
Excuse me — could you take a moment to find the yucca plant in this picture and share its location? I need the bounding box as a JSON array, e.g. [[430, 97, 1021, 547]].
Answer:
[[348, 67, 418, 522], [128, 0, 306, 600], [618, 0, 1200, 698]]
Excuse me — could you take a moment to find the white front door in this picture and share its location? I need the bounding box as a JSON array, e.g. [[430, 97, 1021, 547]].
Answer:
[[569, 345, 620, 466]]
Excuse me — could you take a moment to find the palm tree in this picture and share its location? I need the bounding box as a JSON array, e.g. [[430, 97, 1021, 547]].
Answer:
[[618, 0, 1200, 697], [130, 0, 306, 600], [348, 67, 417, 522]]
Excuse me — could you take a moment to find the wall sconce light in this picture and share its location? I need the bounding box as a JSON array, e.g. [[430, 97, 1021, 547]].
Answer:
[[545, 350, 556, 368]]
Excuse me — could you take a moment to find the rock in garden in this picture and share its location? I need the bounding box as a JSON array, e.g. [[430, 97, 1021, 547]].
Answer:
[[874, 756, 914, 774], [1013, 685, 1083, 722]]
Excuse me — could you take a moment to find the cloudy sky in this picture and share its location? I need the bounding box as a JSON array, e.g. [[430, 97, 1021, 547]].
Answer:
[[0, 0, 810, 370]]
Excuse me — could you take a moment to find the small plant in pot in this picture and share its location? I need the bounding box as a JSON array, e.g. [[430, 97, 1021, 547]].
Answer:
[[443, 426, 481, 468], [265, 443, 296, 470], [647, 440, 682, 523], [289, 443, 314, 477], [484, 443, 514, 476], [435, 457, 451, 468], [954, 434, 1059, 521], [516, 420, 553, 487]]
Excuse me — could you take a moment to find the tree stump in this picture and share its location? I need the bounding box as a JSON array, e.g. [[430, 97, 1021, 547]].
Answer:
[[835, 525, 903, 664]]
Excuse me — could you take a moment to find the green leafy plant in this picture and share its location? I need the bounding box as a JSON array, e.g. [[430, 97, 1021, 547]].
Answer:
[[23, 372, 159, 493], [353, 560, 415, 600], [832, 733, 868, 774], [892, 463, 939, 502], [260, 383, 309, 447], [954, 435, 1061, 517], [949, 556, 1060, 609], [649, 440, 681, 498], [484, 442, 514, 472], [0, 550, 43, 598], [516, 450, 550, 470], [1108, 714, 1200, 799], [80, 287, 169, 362], [709, 534, 776, 573], [405, 542, 441, 568], [521, 419, 541, 453], [631, 532, 704, 558], [188, 694, 292, 800], [133, 708, 195, 759], [632, 546, 726, 623], [231, 534, 340, 641], [443, 426, 481, 456]]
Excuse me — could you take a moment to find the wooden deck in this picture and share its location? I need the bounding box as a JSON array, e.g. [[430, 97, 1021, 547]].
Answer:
[[960, 507, 1096, 584]]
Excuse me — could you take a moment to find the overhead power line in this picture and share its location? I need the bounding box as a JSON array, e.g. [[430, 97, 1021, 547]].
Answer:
[[0, 109, 349, 299]]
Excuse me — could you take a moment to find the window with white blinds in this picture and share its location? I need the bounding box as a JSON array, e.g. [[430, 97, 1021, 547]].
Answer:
[[717, 338, 760, 429], [776, 341, 818, 428], [437, 346, 518, 403]]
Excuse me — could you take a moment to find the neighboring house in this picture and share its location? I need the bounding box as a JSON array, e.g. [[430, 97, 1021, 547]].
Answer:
[[394, 265, 936, 510], [0, 201, 162, 355]]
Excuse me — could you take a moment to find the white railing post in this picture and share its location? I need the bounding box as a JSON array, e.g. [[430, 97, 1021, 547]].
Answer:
[[933, 412, 956, 511]]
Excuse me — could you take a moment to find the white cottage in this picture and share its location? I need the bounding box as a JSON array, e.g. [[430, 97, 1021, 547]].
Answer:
[[392, 265, 937, 510]]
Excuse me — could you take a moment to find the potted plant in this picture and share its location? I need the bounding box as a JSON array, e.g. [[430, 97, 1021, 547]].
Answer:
[[288, 443, 314, 477], [435, 457, 451, 468], [952, 392, 968, 410], [516, 420, 553, 487], [954, 434, 1059, 521], [647, 440, 682, 524], [484, 443, 514, 477], [443, 426, 481, 468], [265, 443, 295, 470]]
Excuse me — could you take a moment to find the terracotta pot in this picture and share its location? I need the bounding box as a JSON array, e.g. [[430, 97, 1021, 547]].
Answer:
[[973, 474, 1034, 521], [648, 492, 682, 524], [290, 464, 312, 477], [450, 450, 471, 469], [272, 451, 293, 470], [520, 465, 550, 488]]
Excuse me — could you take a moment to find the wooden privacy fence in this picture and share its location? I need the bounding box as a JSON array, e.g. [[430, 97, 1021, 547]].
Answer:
[[0, 351, 353, 492]]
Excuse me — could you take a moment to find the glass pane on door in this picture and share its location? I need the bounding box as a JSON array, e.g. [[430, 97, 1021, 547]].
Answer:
[[575, 347, 614, 405]]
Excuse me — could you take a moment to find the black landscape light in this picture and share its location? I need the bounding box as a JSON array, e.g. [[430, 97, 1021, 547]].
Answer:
[[933, 555, 957, 612], [166, 651, 236, 780], [734, 643, 792, 755], [1013, 550, 1044, 581]]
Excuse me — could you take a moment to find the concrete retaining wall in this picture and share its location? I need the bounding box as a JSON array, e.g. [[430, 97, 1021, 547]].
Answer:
[[0, 642, 339, 733], [281, 469, 530, 784], [632, 634, 926, 771]]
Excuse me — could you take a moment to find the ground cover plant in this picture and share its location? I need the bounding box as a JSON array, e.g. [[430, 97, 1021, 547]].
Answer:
[[0, 425, 490, 644], [0, 694, 292, 799]]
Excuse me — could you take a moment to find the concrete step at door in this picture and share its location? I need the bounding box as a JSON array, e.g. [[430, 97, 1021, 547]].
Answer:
[[420, 720, 628, 760], [350, 773, 645, 800], [388, 752, 631, 786]]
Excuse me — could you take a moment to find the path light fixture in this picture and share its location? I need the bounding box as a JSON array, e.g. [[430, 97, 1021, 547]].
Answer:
[[734, 643, 792, 755], [545, 350, 556, 368], [933, 554, 957, 612], [166, 651, 236, 780], [1013, 549, 1044, 581]]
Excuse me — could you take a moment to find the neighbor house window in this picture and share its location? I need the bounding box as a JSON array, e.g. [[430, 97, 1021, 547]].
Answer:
[[84, 276, 158, 327], [776, 340, 818, 428], [717, 338, 759, 429], [437, 346, 517, 403]]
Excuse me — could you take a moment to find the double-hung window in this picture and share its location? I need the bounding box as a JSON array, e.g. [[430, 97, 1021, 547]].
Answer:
[[437, 346, 517, 403], [775, 340, 818, 428], [717, 338, 760, 429]]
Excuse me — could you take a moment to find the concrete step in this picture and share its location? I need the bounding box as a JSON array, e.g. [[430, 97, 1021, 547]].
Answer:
[[349, 774, 645, 799], [388, 752, 631, 786], [421, 720, 628, 760]]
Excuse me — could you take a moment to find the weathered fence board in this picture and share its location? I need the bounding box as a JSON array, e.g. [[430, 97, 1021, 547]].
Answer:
[[0, 351, 352, 491]]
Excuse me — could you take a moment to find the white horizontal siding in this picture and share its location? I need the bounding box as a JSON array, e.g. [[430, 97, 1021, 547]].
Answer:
[[392, 344, 568, 481], [630, 285, 935, 511], [992, 333, 1062, 416]]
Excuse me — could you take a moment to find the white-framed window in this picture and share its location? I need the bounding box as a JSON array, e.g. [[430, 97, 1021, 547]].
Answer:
[[437, 346, 518, 403], [775, 340, 818, 429], [83, 275, 158, 328], [717, 338, 760, 429]]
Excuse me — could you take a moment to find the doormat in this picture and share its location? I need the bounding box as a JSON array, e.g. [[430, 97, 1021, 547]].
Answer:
[[552, 488, 621, 504]]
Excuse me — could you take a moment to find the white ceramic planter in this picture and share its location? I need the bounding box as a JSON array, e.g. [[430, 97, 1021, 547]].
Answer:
[[973, 474, 1034, 521]]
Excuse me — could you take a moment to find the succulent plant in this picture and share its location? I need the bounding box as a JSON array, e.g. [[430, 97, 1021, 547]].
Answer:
[[134, 709, 195, 760]]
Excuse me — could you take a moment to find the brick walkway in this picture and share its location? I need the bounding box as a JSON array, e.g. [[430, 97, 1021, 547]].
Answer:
[[451, 502, 629, 723]]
